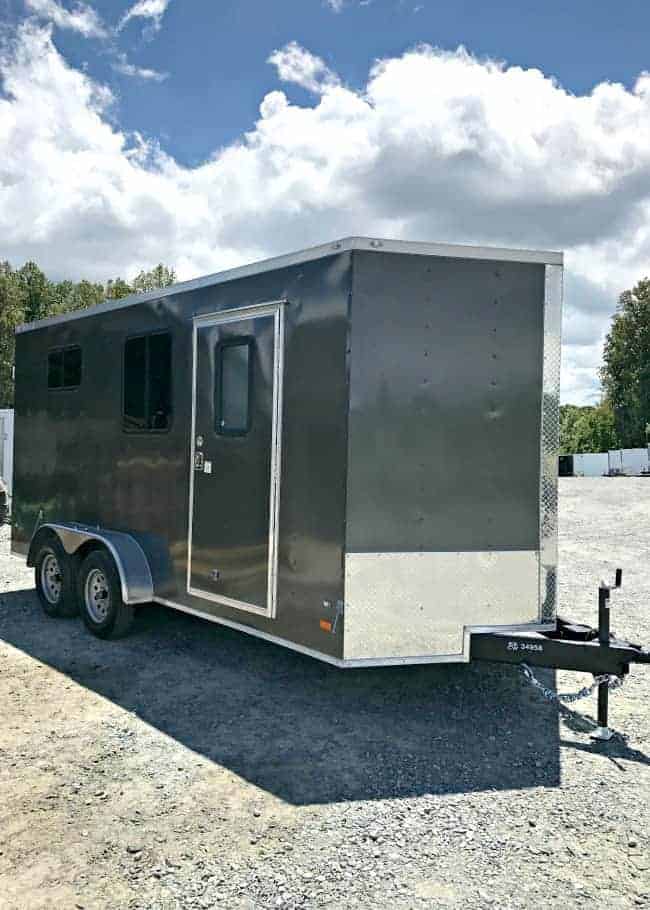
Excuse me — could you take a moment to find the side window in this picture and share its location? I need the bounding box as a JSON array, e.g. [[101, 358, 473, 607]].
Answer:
[[48, 346, 82, 390], [123, 332, 172, 432], [215, 338, 253, 435]]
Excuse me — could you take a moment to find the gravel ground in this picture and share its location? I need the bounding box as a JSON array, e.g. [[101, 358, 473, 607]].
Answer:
[[0, 478, 648, 909]]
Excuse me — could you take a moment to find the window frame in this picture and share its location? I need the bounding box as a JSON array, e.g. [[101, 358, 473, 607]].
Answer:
[[47, 344, 83, 391], [122, 329, 173, 435], [214, 336, 255, 437]]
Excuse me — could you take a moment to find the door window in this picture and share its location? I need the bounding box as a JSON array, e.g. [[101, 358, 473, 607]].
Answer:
[[215, 338, 253, 435]]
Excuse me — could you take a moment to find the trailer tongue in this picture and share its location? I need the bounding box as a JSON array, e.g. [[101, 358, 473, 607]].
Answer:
[[471, 570, 650, 740]]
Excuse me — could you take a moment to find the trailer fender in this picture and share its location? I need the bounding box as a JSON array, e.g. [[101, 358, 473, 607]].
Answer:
[[27, 523, 154, 605]]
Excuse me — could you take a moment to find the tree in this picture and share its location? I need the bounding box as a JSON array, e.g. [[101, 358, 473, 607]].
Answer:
[[559, 402, 619, 454], [105, 265, 176, 300], [72, 280, 105, 311], [601, 279, 650, 447], [17, 261, 51, 323], [49, 279, 104, 314], [0, 263, 26, 408], [131, 264, 176, 294], [105, 277, 133, 300]]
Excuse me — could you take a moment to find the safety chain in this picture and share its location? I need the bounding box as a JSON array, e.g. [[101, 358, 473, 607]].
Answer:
[[520, 663, 625, 704]]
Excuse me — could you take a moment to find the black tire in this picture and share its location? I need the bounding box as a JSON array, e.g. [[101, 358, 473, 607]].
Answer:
[[34, 535, 79, 618], [77, 549, 134, 639]]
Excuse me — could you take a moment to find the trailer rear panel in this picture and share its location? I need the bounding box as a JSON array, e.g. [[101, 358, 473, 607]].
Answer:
[[343, 250, 558, 660]]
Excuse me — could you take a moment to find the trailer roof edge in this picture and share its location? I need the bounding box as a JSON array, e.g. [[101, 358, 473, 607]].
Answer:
[[16, 237, 564, 334]]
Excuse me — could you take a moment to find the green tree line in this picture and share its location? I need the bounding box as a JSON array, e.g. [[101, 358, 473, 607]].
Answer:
[[602, 278, 650, 449], [559, 403, 618, 454], [0, 261, 175, 408], [561, 276, 650, 454]]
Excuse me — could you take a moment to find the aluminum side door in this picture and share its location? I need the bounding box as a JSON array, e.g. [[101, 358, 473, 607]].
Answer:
[[188, 302, 284, 617]]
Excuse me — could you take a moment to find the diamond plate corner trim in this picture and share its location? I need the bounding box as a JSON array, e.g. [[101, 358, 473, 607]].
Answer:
[[343, 551, 540, 660], [540, 264, 563, 622]]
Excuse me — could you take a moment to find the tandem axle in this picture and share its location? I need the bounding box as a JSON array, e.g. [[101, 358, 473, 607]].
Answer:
[[471, 570, 650, 740]]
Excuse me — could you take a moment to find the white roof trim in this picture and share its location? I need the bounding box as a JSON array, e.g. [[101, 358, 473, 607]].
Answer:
[[16, 236, 563, 334]]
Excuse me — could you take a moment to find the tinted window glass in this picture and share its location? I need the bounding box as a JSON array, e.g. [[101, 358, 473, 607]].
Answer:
[[63, 346, 82, 387], [216, 339, 252, 435], [47, 350, 64, 389], [148, 333, 172, 431], [48, 347, 81, 389], [123, 333, 171, 432], [123, 336, 147, 430]]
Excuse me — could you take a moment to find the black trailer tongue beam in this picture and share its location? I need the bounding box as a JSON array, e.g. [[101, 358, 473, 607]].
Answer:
[[470, 570, 650, 740]]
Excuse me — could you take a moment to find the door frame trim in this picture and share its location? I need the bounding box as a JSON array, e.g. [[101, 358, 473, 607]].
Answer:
[[186, 300, 287, 618]]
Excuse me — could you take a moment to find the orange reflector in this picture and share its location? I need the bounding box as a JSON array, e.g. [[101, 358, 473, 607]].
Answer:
[[319, 619, 333, 633]]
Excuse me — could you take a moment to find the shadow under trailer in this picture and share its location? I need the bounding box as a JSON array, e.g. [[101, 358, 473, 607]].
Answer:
[[10, 238, 649, 740]]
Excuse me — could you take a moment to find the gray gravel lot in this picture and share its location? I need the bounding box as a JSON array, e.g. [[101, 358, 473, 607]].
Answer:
[[0, 478, 649, 909]]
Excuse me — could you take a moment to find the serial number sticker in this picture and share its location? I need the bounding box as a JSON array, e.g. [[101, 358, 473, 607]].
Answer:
[[506, 641, 544, 652]]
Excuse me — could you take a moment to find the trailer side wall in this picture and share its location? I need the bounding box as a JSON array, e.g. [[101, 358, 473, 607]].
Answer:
[[13, 253, 352, 658]]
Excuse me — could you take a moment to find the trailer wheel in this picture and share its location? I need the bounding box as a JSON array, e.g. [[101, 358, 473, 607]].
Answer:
[[34, 535, 78, 618], [78, 549, 134, 640]]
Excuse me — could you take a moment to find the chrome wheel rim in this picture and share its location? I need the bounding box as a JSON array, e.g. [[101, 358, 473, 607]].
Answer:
[[85, 568, 111, 623], [41, 553, 62, 605]]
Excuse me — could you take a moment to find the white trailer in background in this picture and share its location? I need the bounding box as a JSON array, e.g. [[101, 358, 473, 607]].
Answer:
[[608, 447, 650, 476], [0, 409, 14, 520], [573, 452, 608, 477], [0, 409, 14, 493]]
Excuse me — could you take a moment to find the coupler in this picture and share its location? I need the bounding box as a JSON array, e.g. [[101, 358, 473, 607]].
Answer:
[[470, 570, 650, 740]]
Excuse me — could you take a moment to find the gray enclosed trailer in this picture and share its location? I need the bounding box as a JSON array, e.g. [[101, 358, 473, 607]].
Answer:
[[12, 237, 563, 665]]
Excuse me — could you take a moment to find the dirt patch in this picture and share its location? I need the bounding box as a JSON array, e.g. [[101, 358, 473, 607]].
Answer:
[[0, 478, 649, 908]]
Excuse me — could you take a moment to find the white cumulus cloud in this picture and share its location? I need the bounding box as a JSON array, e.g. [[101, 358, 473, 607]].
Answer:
[[118, 0, 171, 33], [24, 0, 107, 38], [268, 41, 340, 94], [3, 30, 650, 403], [112, 51, 168, 81]]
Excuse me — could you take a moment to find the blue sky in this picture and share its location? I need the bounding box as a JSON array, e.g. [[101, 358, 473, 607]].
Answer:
[[122, 0, 650, 166], [2, 0, 650, 403], [4, 0, 650, 166]]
